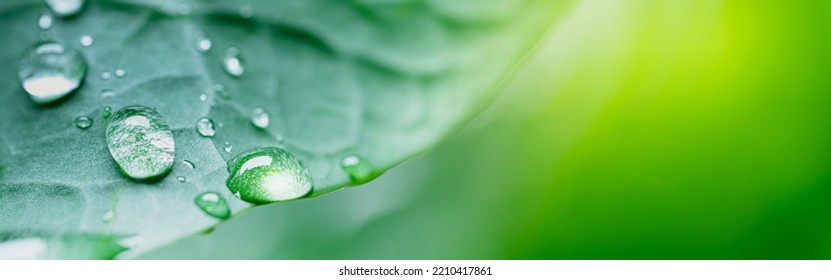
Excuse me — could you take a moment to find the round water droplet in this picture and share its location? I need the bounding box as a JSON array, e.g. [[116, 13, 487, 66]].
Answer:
[[195, 192, 231, 219], [222, 47, 244, 77], [341, 155, 375, 184], [239, 5, 254, 18], [223, 142, 233, 153], [194, 31, 212, 52], [102, 106, 112, 120], [114, 69, 126, 77], [195, 117, 216, 138], [251, 107, 269, 129], [102, 210, 115, 222], [199, 94, 207, 102], [275, 133, 284, 143], [100, 71, 112, 80], [226, 147, 314, 203], [176, 176, 186, 183], [79, 35, 93, 47], [38, 13, 53, 30], [183, 160, 195, 169], [74, 116, 92, 129], [105, 105, 175, 181], [18, 41, 87, 104], [46, 0, 85, 17]]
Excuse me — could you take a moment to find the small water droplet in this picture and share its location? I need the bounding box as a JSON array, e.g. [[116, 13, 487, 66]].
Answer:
[[114, 69, 126, 77], [18, 41, 87, 104], [183, 160, 195, 169], [103, 106, 112, 120], [102, 210, 115, 222], [105, 105, 175, 181], [275, 133, 284, 143], [194, 31, 212, 52], [100, 71, 112, 80], [100, 89, 115, 98], [224, 142, 233, 153], [199, 94, 207, 102], [251, 107, 269, 129], [226, 147, 314, 204], [341, 155, 375, 184], [239, 5, 254, 19], [74, 116, 92, 129], [195, 117, 216, 138], [79, 35, 93, 47], [177, 176, 186, 183], [222, 47, 244, 77], [38, 13, 53, 30], [214, 83, 230, 99], [195, 192, 230, 219], [46, 0, 85, 17]]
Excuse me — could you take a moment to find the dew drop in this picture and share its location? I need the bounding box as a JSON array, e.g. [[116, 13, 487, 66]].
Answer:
[[79, 35, 93, 47], [102, 106, 112, 120], [102, 210, 115, 222], [38, 13, 53, 30], [114, 69, 126, 77], [183, 160, 195, 169], [226, 147, 314, 204], [199, 94, 207, 102], [46, 0, 85, 17], [239, 5, 254, 19], [177, 176, 186, 183], [224, 142, 233, 153], [195, 117, 216, 138], [214, 83, 230, 99], [105, 105, 175, 181], [194, 31, 212, 52], [18, 41, 87, 104], [74, 116, 92, 129], [222, 47, 244, 77], [341, 155, 375, 184], [251, 107, 269, 129], [100, 89, 115, 98], [195, 192, 231, 219], [100, 71, 112, 80]]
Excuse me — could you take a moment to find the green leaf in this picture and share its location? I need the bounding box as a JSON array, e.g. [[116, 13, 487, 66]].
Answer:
[[0, 0, 575, 259]]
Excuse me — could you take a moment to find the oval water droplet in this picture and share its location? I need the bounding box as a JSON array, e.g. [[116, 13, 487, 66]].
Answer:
[[79, 35, 93, 47], [194, 31, 212, 52], [46, 0, 85, 17], [222, 47, 244, 77], [74, 116, 92, 129], [183, 160, 195, 169], [251, 108, 269, 129], [176, 176, 186, 183], [114, 69, 126, 77], [100, 71, 112, 80], [223, 142, 233, 153], [341, 155, 375, 184], [105, 105, 175, 181], [102, 106, 112, 120], [38, 13, 53, 30], [100, 89, 115, 98], [195, 117, 216, 138], [226, 147, 314, 204], [18, 41, 87, 104], [195, 192, 231, 219], [102, 210, 115, 222]]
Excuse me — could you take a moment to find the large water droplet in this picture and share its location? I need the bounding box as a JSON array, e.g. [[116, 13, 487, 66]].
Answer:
[[18, 41, 87, 104], [341, 155, 375, 184], [222, 47, 244, 77], [46, 0, 85, 17], [38, 13, 53, 30], [194, 31, 212, 52], [79, 35, 93, 47], [105, 105, 175, 181], [226, 147, 314, 204], [251, 108, 269, 129], [74, 116, 92, 129], [195, 117, 216, 138], [195, 192, 231, 219]]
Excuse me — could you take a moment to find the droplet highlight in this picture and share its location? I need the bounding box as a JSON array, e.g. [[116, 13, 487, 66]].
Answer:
[[46, 0, 85, 17], [18, 41, 87, 104], [226, 147, 314, 204], [38, 13, 53, 30], [79, 35, 93, 47], [195, 192, 230, 219], [105, 105, 175, 181], [251, 108, 269, 129], [222, 47, 244, 77], [195, 117, 216, 138], [74, 116, 92, 129]]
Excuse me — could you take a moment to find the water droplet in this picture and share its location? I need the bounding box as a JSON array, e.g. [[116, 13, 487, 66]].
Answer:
[[341, 155, 375, 184], [239, 5, 254, 19], [105, 105, 175, 181], [183, 160, 195, 169], [222, 47, 244, 77], [251, 107, 269, 129], [199, 94, 207, 102], [103, 106, 112, 120], [38, 13, 53, 30], [79, 35, 93, 47], [226, 147, 314, 204], [100, 71, 112, 80], [18, 41, 87, 104], [74, 116, 92, 129], [100, 89, 115, 98], [214, 83, 230, 99], [114, 69, 126, 77], [195, 192, 230, 219], [195, 117, 216, 138], [223, 142, 232, 153], [194, 31, 212, 52], [275, 133, 284, 143], [102, 210, 115, 222], [46, 0, 85, 17], [177, 176, 186, 183]]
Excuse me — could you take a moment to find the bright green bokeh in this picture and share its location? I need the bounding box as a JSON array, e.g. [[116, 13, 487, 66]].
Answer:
[[145, 0, 831, 259]]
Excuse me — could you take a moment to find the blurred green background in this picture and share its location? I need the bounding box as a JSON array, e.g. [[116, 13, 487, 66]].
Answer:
[[143, 0, 831, 259]]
